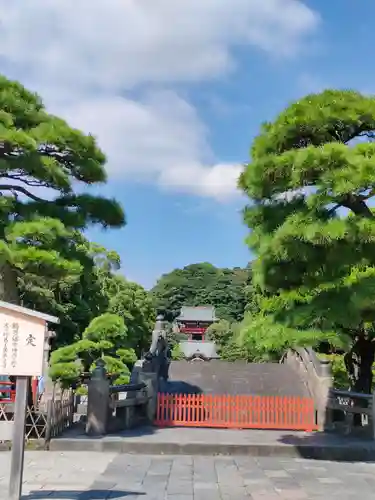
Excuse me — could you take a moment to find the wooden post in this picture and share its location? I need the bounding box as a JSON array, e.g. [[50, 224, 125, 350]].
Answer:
[[8, 376, 28, 500], [0, 302, 58, 500], [44, 399, 54, 450]]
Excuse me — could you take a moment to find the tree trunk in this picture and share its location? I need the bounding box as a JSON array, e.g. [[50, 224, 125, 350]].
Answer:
[[344, 335, 375, 394], [0, 261, 19, 304]]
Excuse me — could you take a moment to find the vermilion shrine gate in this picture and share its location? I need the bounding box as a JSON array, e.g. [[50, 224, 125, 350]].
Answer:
[[175, 306, 217, 341]]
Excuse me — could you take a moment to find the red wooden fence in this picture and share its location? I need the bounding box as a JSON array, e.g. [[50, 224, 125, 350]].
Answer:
[[155, 393, 318, 431]]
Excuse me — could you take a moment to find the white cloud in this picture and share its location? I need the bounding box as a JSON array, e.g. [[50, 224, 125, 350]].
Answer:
[[0, 0, 319, 200], [49, 90, 243, 200]]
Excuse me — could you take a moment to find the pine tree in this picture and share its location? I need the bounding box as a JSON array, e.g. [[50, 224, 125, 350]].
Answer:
[[240, 89, 375, 392], [0, 75, 124, 304]]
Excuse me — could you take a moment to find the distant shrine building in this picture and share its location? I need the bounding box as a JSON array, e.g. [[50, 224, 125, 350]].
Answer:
[[175, 306, 217, 341]]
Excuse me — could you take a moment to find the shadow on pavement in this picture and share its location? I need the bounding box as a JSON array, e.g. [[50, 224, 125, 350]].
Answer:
[[24, 489, 145, 499], [279, 432, 375, 462]]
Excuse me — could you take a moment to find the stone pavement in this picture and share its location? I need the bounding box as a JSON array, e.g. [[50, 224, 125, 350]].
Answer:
[[0, 451, 375, 499], [51, 426, 375, 461]]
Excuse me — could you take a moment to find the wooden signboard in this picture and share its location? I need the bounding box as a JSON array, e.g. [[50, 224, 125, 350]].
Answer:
[[0, 301, 58, 500], [0, 306, 46, 377]]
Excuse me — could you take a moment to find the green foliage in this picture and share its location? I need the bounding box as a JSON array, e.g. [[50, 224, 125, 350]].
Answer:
[[238, 313, 335, 362], [220, 338, 250, 362], [164, 322, 178, 347], [49, 313, 135, 387], [20, 235, 123, 347], [205, 319, 248, 361], [171, 343, 184, 360], [45, 242, 154, 388], [318, 354, 349, 389], [206, 320, 233, 350], [318, 353, 375, 390], [0, 74, 158, 390], [0, 74, 125, 352], [152, 263, 251, 322], [49, 360, 82, 390], [83, 313, 126, 343], [116, 348, 137, 365], [240, 89, 375, 354], [75, 385, 88, 396], [113, 374, 131, 385], [106, 276, 155, 354]]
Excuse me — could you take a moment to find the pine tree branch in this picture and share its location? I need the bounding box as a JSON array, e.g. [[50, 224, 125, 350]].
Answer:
[[1, 174, 48, 188], [340, 194, 374, 218], [0, 184, 45, 203], [328, 190, 375, 216]]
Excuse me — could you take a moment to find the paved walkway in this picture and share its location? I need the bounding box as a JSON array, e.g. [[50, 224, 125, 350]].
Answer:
[[51, 426, 375, 461], [0, 451, 374, 499]]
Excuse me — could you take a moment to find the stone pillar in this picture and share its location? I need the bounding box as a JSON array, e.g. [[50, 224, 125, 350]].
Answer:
[[138, 371, 159, 422], [86, 360, 110, 436], [317, 375, 333, 431]]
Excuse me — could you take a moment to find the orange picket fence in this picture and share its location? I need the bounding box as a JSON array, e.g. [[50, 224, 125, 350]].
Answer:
[[155, 393, 318, 431]]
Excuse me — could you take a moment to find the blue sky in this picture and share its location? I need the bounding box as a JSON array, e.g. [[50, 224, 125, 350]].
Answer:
[[1, 0, 374, 288]]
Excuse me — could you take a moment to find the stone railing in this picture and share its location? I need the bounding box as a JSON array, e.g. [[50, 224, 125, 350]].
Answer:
[[86, 364, 153, 436], [326, 388, 375, 438], [107, 382, 151, 432], [280, 347, 333, 429], [281, 348, 375, 438], [86, 316, 172, 436]]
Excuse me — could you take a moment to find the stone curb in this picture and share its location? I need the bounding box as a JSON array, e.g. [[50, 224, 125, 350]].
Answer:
[[48, 438, 375, 461]]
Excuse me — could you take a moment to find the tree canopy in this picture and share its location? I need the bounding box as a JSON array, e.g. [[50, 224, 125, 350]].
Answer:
[[105, 274, 155, 355], [49, 312, 138, 388], [48, 255, 155, 387], [240, 89, 375, 390], [0, 74, 124, 306], [151, 262, 251, 322]]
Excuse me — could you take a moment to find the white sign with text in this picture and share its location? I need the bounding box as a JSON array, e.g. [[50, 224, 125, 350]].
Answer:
[[0, 309, 45, 377]]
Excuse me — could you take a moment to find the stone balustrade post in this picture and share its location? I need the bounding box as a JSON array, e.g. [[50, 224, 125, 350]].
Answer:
[[138, 371, 158, 422], [86, 360, 110, 436], [317, 375, 333, 430]]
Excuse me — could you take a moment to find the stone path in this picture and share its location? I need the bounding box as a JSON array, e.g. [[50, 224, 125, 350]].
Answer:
[[0, 451, 374, 499]]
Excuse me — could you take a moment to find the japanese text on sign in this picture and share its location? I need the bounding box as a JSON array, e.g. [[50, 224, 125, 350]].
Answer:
[[0, 312, 44, 376]]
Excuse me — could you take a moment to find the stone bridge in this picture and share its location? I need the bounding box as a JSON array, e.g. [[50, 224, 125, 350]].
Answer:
[[161, 359, 310, 397]]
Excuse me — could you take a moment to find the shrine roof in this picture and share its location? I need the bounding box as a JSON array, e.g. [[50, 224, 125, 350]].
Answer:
[[176, 306, 217, 322]]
